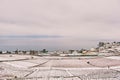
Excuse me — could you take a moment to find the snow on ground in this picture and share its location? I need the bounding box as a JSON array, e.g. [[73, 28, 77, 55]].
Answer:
[[24, 59, 48, 64], [105, 56, 120, 60], [40, 59, 93, 68], [0, 55, 120, 80], [3, 61, 37, 68], [39, 57, 120, 68], [0, 54, 39, 61]]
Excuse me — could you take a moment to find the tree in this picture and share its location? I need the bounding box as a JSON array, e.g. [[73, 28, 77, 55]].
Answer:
[[69, 50, 74, 54], [7, 51, 11, 54], [42, 49, 48, 53], [98, 42, 104, 47], [15, 50, 18, 54], [0, 51, 2, 54], [79, 49, 86, 53], [30, 50, 35, 55], [22, 51, 27, 54]]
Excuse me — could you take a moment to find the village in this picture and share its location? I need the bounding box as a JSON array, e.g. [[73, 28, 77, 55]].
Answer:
[[0, 42, 120, 57]]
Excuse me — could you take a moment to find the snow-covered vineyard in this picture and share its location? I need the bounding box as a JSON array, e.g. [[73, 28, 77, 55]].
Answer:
[[0, 54, 120, 80]]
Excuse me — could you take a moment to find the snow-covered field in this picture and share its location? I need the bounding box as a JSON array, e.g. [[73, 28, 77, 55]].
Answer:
[[0, 54, 120, 80], [0, 54, 39, 61], [106, 56, 120, 60]]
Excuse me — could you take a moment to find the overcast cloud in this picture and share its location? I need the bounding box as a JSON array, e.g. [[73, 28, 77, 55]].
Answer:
[[0, 0, 120, 50]]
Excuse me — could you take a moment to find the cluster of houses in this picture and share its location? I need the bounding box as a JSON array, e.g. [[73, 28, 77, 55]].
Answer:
[[98, 42, 120, 56], [0, 49, 98, 56], [0, 42, 120, 56], [0, 49, 48, 55]]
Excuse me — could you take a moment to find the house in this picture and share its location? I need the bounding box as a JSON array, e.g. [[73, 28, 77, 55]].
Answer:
[[90, 48, 97, 52]]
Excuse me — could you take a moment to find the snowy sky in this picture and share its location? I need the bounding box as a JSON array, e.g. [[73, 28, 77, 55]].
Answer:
[[0, 0, 120, 50]]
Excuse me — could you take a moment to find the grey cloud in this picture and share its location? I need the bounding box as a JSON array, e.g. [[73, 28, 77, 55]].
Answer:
[[0, 0, 120, 50], [0, 0, 120, 26]]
